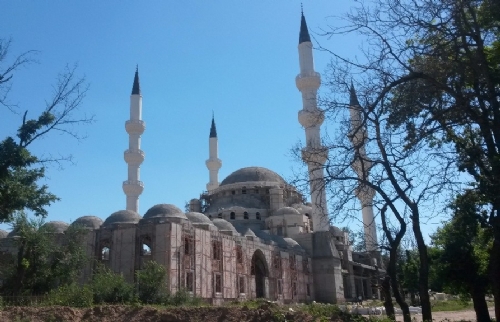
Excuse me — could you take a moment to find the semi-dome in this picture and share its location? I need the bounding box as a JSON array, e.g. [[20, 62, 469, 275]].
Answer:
[[283, 237, 304, 250], [0, 229, 8, 238], [212, 218, 238, 232], [104, 210, 141, 226], [43, 221, 69, 233], [220, 167, 285, 186], [144, 204, 186, 220], [185, 212, 214, 225], [72, 216, 103, 230], [275, 207, 301, 216]]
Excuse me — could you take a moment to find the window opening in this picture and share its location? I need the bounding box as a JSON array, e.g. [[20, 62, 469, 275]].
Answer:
[[231, 190, 235, 195], [276, 226, 283, 236], [101, 246, 110, 261], [277, 279, 283, 294], [212, 240, 222, 260], [256, 212, 261, 220], [236, 245, 243, 264], [218, 213, 222, 218], [243, 212, 249, 219], [292, 281, 297, 297], [184, 236, 193, 255], [215, 273, 222, 293], [141, 243, 151, 256], [239, 276, 245, 294], [242, 187, 246, 194], [306, 284, 311, 296], [230, 212, 235, 220], [186, 271, 194, 292]]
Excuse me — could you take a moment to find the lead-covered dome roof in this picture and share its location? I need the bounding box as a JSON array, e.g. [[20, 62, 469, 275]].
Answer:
[[72, 216, 103, 230], [144, 204, 186, 220], [220, 167, 285, 186], [212, 218, 238, 232], [185, 212, 214, 225], [275, 207, 301, 216], [104, 210, 141, 226], [43, 221, 69, 233], [0, 229, 8, 238]]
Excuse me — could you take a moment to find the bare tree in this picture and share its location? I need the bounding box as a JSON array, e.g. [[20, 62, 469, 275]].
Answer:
[[0, 37, 92, 222]]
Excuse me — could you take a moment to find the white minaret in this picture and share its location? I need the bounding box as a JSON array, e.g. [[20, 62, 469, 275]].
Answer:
[[348, 83, 378, 252], [123, 67, 145, 212], [296, 12, 330, 232], [206, 114, 222, 193]]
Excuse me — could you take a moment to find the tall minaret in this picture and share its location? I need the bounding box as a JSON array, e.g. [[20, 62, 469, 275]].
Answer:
[[348, 83, 378, 252], [296, 11, 330, 232], [206, 114, 222, 193], [123, 67, 145, 212]]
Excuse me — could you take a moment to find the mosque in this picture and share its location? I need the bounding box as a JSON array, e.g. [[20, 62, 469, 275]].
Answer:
[[0, 12, 381, 304]]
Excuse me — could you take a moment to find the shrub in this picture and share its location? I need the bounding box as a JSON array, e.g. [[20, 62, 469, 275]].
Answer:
[[91, 264, 134, 304], [136, 261, 168, 304], [45, 284, 93, 307]]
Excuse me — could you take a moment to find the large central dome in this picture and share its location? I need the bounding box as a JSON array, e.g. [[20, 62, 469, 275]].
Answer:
[[220, 167, 285, 186]]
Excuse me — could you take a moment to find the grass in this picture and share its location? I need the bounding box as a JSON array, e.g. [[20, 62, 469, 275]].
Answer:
[[430, 300, 474, 312]]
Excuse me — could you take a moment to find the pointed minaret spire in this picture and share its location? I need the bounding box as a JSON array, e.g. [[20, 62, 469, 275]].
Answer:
[[131, 65, 141, 95], [206, 114, 222, 193], [349, 81, 360, 107], [296, 9, 329, 232], [299, 9, 311, 44], [210, 112, 217, 138], [123, 67, 145, 213]]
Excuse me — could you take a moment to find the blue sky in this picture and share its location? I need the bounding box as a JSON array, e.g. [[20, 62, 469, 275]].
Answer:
[[0, 1, 445, 239]]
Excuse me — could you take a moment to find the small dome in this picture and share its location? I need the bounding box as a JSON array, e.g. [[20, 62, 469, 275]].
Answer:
[[72, 216, 103, 230], [292, 204, 312, 215], [220, 167, 285, 186], [242, 228, 257, 237], [275, 207, 301, 216], [212, 218, 238, 232], [104, 210, 141, 226], [144, 204, 186, 220], [330, 226, 343, 236], [43, 221, 69, 233], [185, 212, 214, 225], [283, 237, 303, 250], [0, 229, 8, 238]]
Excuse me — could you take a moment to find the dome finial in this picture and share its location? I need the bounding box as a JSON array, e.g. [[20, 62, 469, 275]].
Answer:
[[301, 3, 303, 15]]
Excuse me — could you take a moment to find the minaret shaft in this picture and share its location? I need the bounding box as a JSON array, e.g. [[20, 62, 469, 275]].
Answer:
[[206, 117, 222, 193], [349, 84, 378, 252], [123, 68, 145, 213], [296, 13, 330, 232]]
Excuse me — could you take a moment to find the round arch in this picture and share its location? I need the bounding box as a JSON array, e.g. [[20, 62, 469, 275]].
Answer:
[[251, 249, 269, 298]]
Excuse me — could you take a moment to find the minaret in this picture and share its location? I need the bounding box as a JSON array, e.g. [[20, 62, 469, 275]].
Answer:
[[123, 67, 145, 212], [205, 114, 222, 193], [348, 83, 378, 252], [296, 11, 330, 232]]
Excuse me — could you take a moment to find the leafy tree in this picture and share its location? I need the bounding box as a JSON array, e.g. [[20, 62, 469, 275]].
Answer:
[[0, 38, 91, 222], [0, 213, 88, 296], [316, 0, 498, 319], [136, 260, 168, 304], [90, 264, 135, 304], [431, 190, 492, 322]]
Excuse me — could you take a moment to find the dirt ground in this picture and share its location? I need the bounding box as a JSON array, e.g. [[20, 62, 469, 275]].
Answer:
[[0, 305, 494, 321], [393, 308, 496, 321]]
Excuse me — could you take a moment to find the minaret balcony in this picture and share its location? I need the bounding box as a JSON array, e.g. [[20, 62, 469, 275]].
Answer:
[[124, 149, 145, 165], [125, 120, 146, 135], [298, 109, 324, 128], [301, 147, 328, 165], [122, 180, 144, 195], [205, 158, 222, 170], [295, 72, 321, 91]]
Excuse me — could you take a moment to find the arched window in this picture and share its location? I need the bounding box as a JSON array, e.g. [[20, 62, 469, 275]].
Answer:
[[230, 212, 235, 220], [142, 243, 151, 256], [101, 246, 110, 261], [218, 213, 222, 218], [256, 212, 261, 220], [244, 212, 249, 219], [242, 187, 247, 194], [231, 190, 235, 195], [208, 215, 213, 219]]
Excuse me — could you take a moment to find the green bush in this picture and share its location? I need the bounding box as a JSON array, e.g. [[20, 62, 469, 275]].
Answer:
[[91, 265, 134, 304], [165, 288, 203, 306], [136, 261, 168, 304], [45, 284, 93, 307]]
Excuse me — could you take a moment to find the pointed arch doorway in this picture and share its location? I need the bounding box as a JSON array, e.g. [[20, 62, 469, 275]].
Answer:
[[251, 249, 268, 298]]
